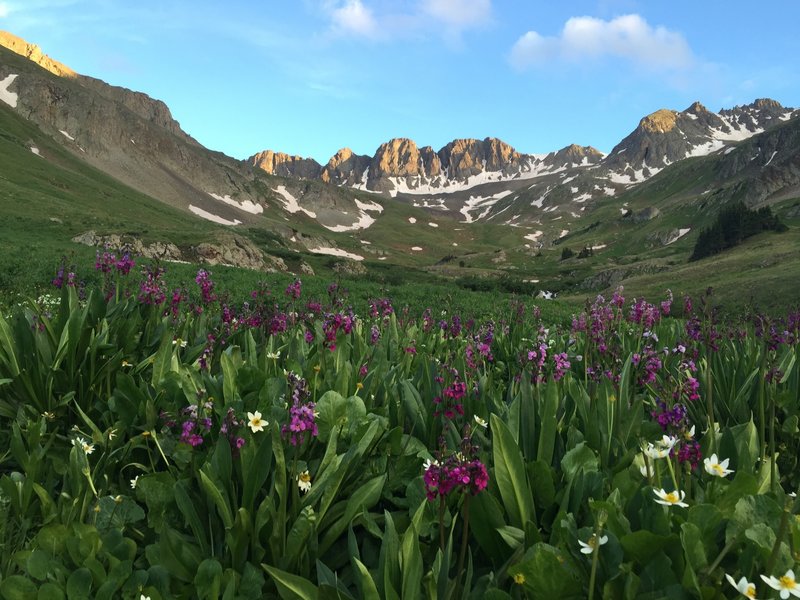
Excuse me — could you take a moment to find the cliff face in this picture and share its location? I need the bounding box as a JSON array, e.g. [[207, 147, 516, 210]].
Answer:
[[0, 31, 76, 77], [249, 150, 322, 179], [320, 148, 372, 186]]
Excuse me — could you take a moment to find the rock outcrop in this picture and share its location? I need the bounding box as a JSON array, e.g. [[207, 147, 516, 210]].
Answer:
[[249, 150, 322, 179], [0, 31, 76, 77], [320, 148, 372, 186]]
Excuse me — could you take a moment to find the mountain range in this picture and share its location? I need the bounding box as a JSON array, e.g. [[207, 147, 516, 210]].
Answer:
[[1, 30, 799, 308]]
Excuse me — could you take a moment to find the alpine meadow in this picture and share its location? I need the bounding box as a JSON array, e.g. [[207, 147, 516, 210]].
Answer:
[[1, 4, 800, 599]]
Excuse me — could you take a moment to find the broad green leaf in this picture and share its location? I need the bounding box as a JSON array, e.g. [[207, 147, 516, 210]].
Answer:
[[262, 564, 318, 600], [66, 567, 93, 600], [537, 380, 559, 466], [199, 470, 234, 529], [0, 575, 38, 600], [560, 442, 598, 482], [400, 522, 422, 600], [508, 543, 581, 598], [680, 522, 708, 571], [194, 558, 223, 600], [353, 557, 381, 600], [491, 414, 534, 530]]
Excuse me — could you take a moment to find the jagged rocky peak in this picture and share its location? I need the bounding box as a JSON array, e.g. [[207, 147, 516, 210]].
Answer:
[[546, 143, 604, 167], [320, 147, 371, 186], [371, 138, 424, 177], [0, 30, 76, 77], [639, 108, 679, 134], [752, 98, 784, 111], [250, 150, 322, 179], [438, 137, 520, 179], [685, 101, 709, 115]]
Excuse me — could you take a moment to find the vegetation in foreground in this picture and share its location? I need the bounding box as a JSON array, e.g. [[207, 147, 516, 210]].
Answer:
[[0, 254, 798, 599]]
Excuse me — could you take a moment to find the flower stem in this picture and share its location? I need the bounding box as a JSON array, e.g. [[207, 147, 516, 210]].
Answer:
[[455, 495, 471, 597], [438, 496, 446, 552], [766, 499, 791, 574], [588, 535, 600, 600]]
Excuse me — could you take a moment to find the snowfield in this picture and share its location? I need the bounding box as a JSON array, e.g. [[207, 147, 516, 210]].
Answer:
[[0, 74, 18, 107], [189, 205, 242, 226]]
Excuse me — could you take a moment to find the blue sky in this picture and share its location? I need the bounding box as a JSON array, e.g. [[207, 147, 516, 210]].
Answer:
[[2, 1, 799, 163]]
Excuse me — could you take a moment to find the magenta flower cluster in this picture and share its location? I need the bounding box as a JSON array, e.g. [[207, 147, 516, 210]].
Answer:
[[138, 265, 167, 306], [424, 457, 489, 500], [195, 269, 216, 305], [95, 249, 135, 276], [281, 372, 318, 446]]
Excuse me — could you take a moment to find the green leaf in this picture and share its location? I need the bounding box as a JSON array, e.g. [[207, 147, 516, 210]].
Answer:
[[174, 479, 210, 556], [262, 564, 318, 600], [241, 430, 274, 512], [491, 414, 534, 530], [509, 543, 581, 598], [150, 332, 173, 386], [36, 583, 65, 600], [319, 474, 386, 554], [379, 511, 401, 600], [221, 346, 242, 404], [199, 469, 234, 529], [680, 523, 708, 571], [194, 558, 224, 600], [400, 522, 422, 600], [284, 506, 317, 570], [560, 442, 598, 482], [26, 548, 52, 581], [66, 567, 93, 600], [620, 530, 673, 565], [353, 557, 381, 600], [726, 494, 781, 545], [315, 390, 349, 442], [0, 575, 38, 600], [537, 380, 559, 466]]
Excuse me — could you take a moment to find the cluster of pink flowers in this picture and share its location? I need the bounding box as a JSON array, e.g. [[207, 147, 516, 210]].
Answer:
[[219, 407, 246, 457], [424, 456, 489, 500], [138, 265, 167, 305], [95, 249, 135, 276], [321, 311, 354, 351], [285, 279, 302, 300], [195, 269, 216, 305], [52, 260, 78, 289], [369, 297, 394, 318], [282, 372, 318, 446], [632, 346, 662, 386], [434, 375, 467, 420]]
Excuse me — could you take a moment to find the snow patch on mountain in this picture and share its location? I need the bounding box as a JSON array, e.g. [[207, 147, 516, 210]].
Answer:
[[209, 192, 263, 215], [524, 231, 543, 242], [308, 246, 364, 261], [764, 151, 778, 166], [322, 197, 383, 232], [189, 205, 242, 226], [273, 186, 317, 219], [665, 228, 691, 245], [460, 190, 514, 223], [411, 198, 447, 210], [0, 73, 18, 107], [686, 140, 726, 158]]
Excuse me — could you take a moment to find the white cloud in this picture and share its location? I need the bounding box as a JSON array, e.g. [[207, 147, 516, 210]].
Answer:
[[511, 14, 693, 72], [328, 0, 378, 38], [421, 0, 491, 30], [0, 2, 9, 17], [321, 0, 491, 40]]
